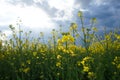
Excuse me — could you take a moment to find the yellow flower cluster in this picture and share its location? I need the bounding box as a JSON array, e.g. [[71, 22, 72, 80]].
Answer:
[[57, 35, 77, 56], [33, 52, 37, 56], [57, 55, 62, 59], [112, 56, 120, 69], [115, 34, 120, 39], [88, 72, 95, 78], [56, 62, 61, 67], [89, 42, 104, 54], [77, 46, 86, 53], [61, 35, 74, 43], [57, 35, 74, 46], [83, 66, 89, 72], [81, 57, 93, 72]]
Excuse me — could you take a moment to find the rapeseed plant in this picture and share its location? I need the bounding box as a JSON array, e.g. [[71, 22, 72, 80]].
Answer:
[[0, 11, 120, 80]]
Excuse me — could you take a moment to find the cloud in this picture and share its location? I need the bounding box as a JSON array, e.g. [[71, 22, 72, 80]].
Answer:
[[5, 0, 58, 18], [6, 0, 34, 5], [74, 0, 120, 28], [0, 0, 59, 39], [0, 0, 56, 29], [1, 0, 120, 36], [74, 0, 93, 8], [6, 0, 76, 21]]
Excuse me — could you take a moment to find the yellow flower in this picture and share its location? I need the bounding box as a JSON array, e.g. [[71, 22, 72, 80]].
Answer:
[[115, 34, 120, 39], [88, 72, 95, 78], [69, 50, 74, 54], [78, 11, 83, 17], [114, 56, 120, 63], [83, 56, 91, 61], [58, 46, 64, 50], [69, 27, 73, 31], [76, 34, 79, 38], [71, 53, 77, 57], [62, 35, 69, 42], [91, 17, 97, 23], [69, 45, 76, 50], [26, 60, 31, 64], [105, 35, 110, 40], [112, 56, 120, 69], [81, 60, 85, 65], [112, 62, 115, 65], [69, 36, 74, 42], [37, 56, 39, 59], [117, 36, 120, 39], [40, 49, 46, 53], [56, 62, 61, 67], [117, 64, 120, 69], [63, 49, 69, 53], [83, 66, 89, 72], [92, 27, 98, 32], [70, 23, 78, 30], [57, 73, 60, 76], [62, 35, 75, 43], [77, 61, 81, 66], [21, 62, 25, 67], [23, 67, 30, 73], [57, 39, 62, 45], [57, 55, 62, 59], [33, 52, 37, 56]]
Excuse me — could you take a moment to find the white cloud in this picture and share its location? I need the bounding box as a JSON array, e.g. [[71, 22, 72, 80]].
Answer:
[[48, 0, 74, 10], [17, 6, 55, 29], [33, 0, 44, 4], [0, 1, 16, 25], [48, 0, 75, 21], [0, 0, 56, 33]]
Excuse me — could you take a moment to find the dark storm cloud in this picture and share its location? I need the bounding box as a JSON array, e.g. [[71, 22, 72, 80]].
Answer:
[[35, 1, 58, 17], [74, 0, 120, 28], [106, 0, 120, 5]]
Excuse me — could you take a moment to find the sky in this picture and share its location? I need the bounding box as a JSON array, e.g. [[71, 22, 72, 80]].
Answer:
[[0, 0, 120, 39]]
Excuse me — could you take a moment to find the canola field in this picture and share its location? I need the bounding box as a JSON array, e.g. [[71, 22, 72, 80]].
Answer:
[[0, 11, 120, 80]]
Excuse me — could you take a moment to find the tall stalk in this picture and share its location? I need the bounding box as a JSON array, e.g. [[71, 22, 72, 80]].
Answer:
[[18, 23, 22, 54], [78, 11, 88, 53]]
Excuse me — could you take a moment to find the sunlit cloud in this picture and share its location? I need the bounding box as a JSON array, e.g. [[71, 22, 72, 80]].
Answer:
[[0, 0, 56, 37]]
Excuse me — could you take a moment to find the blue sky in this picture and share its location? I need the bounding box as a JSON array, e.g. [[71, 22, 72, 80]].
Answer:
[[0, 0, 120, 38]]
